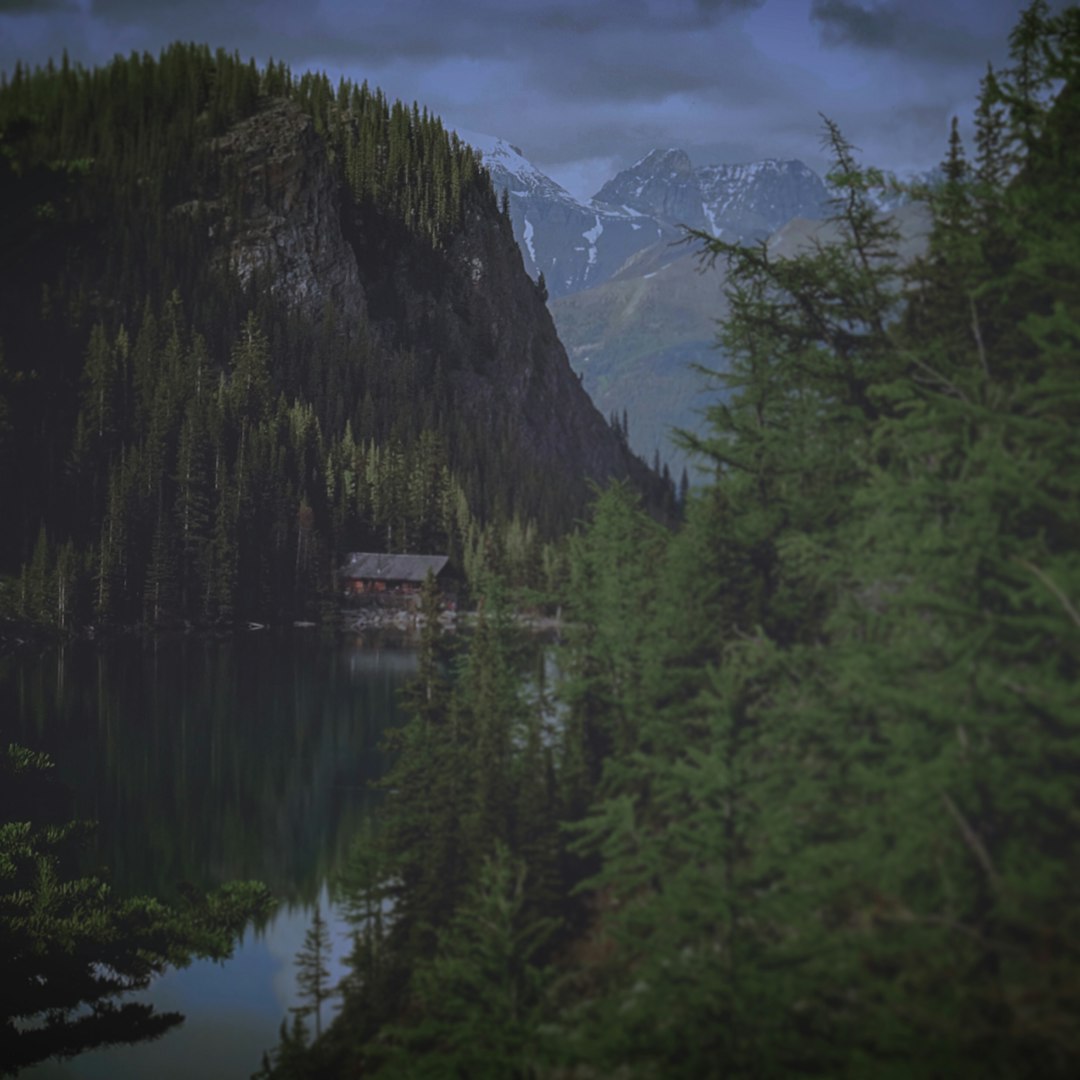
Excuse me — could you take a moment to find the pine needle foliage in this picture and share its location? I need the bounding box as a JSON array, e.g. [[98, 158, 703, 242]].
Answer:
[[556, 6, 1080, 1076]]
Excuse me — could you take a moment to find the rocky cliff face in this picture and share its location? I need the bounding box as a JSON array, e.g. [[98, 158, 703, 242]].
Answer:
[[203, 101, 649, 502], [185, 99, 367, 325]]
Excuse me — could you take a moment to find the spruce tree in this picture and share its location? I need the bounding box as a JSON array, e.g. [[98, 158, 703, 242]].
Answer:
[[380, 844, 559, 1080], [291, 906, 334, 1039]]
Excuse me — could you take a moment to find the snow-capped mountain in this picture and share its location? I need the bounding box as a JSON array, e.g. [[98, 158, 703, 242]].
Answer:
[[457, 129, 673, 299], [696, 159, 833, 238], [594, 149, 832, 239], [458, 131, 835, 299], [456, 130, 578, 210], [593, 148, 706, 229]]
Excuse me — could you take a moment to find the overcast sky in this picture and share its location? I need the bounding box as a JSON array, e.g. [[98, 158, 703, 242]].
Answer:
[[0, 0, 1057, 200]]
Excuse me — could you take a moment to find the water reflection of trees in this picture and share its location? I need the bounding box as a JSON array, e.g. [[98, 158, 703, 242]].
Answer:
[[0, 634, 415, 906]]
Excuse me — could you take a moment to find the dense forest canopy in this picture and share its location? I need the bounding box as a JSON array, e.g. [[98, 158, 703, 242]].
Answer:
[[0, 43, 664, 630], [249, 4, 1079, 1077]]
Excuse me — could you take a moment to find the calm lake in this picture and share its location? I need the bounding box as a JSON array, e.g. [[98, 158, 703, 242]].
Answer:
[[3, 631, 417, 1079]]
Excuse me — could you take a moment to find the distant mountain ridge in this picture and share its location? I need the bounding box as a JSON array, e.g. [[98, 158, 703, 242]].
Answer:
[[461, 134, 835, 299], [593, 148, 833, 240], [463, 133, 937, 299], [458, 129, 672, 298]]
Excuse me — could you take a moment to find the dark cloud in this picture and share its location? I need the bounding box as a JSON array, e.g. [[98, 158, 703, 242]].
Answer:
[[0, 0, 77, 12], [809, 0, 1022, 63], [0, 0, 1049, 199], [695, 0, 765, 14], [523, 22, 776, 107], [79, 0, 763, 64], [75, 0, 775, 103], [810, 0, 904, 50]]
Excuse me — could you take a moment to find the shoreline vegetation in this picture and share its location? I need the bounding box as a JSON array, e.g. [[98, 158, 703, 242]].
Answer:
[[0, 599, 565, 656]]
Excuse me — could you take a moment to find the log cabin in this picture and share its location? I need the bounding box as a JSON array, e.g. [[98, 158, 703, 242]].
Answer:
[[339, 553, 450, 602]]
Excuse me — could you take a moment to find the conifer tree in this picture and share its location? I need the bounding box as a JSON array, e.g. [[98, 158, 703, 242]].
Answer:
[[173, 399, 212, 611], [405, 569, 450, 725], [291, 906, 334, 1039], [455, 583, 520, 856], [380, 844, 559, 1079]]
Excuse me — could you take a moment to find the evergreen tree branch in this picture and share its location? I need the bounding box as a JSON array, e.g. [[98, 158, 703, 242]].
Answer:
[[940, 791, 1001, 894], [1013, 556, 1080, 629]]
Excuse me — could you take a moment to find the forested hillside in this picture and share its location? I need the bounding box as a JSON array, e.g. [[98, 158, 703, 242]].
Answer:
[[0, 45, 663, 630], [260, 5, 1080, 1076]]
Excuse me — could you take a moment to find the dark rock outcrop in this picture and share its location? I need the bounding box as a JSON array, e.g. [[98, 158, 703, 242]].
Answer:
[[198, 100, 651, 506], [205, 99, 365, 324]]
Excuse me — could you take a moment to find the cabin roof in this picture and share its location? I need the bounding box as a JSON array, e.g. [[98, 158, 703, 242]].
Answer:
[[339, 553, 449, 582]]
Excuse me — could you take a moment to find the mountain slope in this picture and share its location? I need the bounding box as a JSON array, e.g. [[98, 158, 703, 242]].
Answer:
[[550, 243, 729, 475], [550, 202, 934, 476], [0, 46, 659, 626]]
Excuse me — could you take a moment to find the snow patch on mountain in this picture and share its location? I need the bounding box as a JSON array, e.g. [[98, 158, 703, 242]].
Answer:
[[583, 216, 603, 268], [456, 128, 581, 207], [522, 217, 536, 264]]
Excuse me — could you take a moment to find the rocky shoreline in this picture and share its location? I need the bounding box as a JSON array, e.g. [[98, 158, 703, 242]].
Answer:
[[0, 606, 564, 657], [340, 606, 563, 638]]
